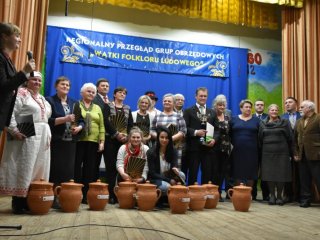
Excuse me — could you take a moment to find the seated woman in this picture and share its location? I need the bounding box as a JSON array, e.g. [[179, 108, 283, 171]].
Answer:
[[147, 126, 185, 197], [116, 127, 149, 183]]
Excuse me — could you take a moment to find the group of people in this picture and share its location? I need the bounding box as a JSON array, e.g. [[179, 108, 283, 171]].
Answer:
[[1, 22, 320, 215]]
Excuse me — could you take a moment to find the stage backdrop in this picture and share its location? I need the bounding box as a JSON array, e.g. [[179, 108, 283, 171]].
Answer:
[[247, 49, 282, 113], [45, 26, 248, 113]]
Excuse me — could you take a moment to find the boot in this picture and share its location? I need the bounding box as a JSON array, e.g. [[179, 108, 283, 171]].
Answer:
[[12, 196, 26, 214]]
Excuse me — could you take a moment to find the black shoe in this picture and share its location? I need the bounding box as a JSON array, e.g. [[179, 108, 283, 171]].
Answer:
[[283, 196, 293, 203], [268, 196, 276, 205], [52, 198, 61, 209], [109, 198, 118, 205], [300, 201, 310, 208], [276, 199, 284, 206], [263, 196, 270, 202], [12, 196, 27, 214], [219, 197, 225, 202], [81, 198, 88, 204]]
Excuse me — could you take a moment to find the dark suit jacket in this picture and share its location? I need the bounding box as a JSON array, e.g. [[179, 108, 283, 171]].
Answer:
[[0, 52, 28, 130], [281, 111, 301, 130], [295, 113, 320, 161], [93, 94, 105, 110], [183, 105, 219, 152], [46, 94, 85, 141], [93, 95, 117, 137], [253, 113, 268, 121]]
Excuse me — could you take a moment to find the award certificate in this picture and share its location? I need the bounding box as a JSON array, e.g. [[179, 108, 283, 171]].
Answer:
[[205, 122, 214, 142]]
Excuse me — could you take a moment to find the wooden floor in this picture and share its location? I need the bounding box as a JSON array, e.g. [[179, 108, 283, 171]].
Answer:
[[0, 195, 320, 240]]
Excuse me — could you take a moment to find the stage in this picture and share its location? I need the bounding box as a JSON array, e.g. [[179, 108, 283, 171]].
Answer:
[[0, 196, 319, 240]]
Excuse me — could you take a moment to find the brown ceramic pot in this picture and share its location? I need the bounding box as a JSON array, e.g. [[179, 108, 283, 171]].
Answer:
[[54, 180, 84, 212], [188, 182, 207, 211], [114, 181, 137, 209], [167, 183, 190, 214], [27, 179, 54, 215], [87, 179, 109, 211], [136, 181, 161, 211], [227, 183, 252, 212], [202, 181, 219, 209]]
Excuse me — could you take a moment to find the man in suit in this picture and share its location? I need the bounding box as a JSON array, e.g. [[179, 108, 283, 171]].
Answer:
[[282, 97, 301, 130], [253, 99, 268, 120], [281, 96, 301, 202], [93, 78, 110, 179], [0, 22, 35, 132], [252, 99, 269, 201], [294, 100, 320, 208], [183, 87, 218, 185]]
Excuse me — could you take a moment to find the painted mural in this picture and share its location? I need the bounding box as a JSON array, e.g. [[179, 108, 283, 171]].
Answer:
[[247, 49, 282, 113]]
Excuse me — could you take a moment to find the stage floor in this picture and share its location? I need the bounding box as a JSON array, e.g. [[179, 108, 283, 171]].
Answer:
[[0, 195, 320, 240]]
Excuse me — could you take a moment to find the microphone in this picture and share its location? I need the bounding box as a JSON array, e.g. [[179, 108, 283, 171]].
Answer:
[[26, 51, 34, 77]]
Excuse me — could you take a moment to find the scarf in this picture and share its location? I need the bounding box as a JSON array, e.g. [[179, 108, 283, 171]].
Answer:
[[123, 143, 145, 169]]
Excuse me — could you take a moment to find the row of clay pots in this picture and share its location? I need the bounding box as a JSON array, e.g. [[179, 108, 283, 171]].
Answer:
[[26, 179, 252, 215], [115, 181, 221, 214], [27, 179, 109, 214], [168, 182, 219, 214], [169, 182, 252, 213]]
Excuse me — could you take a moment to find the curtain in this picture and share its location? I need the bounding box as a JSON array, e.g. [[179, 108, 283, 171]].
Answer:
[[249, 0, 303, 8], [73, 0, 279, 30], [0, 0, 49, 72], [282, 0, 320, 112]]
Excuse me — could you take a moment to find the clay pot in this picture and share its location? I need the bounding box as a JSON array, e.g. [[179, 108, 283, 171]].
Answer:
[[27, 179, 54, 215], [114, 181, 137, 209], [188, 182, 207, 211], [202, 181, 219, 209], [136, 181, 161, 211], [227, 183, 252, 212], [54, 180, 84, 212], [87, 179, 109, 211], [167, 183, 190, 214]]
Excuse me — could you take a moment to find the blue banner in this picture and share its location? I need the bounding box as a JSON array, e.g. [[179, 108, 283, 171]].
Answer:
[[59, 28, 229, 77]]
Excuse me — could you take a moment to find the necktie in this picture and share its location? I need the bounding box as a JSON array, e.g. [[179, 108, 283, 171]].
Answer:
[[258, 114, 262, 120], [289, 113, 295, 129], [199, 106, 205, 115], [103, 96, 108, 104]]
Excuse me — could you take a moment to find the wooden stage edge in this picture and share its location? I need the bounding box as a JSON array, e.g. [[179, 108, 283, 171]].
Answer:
[[0, 195, 320, 240]]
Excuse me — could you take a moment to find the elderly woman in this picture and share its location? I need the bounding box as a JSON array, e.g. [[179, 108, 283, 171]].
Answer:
[[230, 99, 260, 187], [74, 83, 105, 204], [211, 94, 232, 200], [151, 93, 187, 170], [46, 76, 84, 208], [0, 71, 52, 214], [259, 104, 293, 205], [116, 127, 149, 183]]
